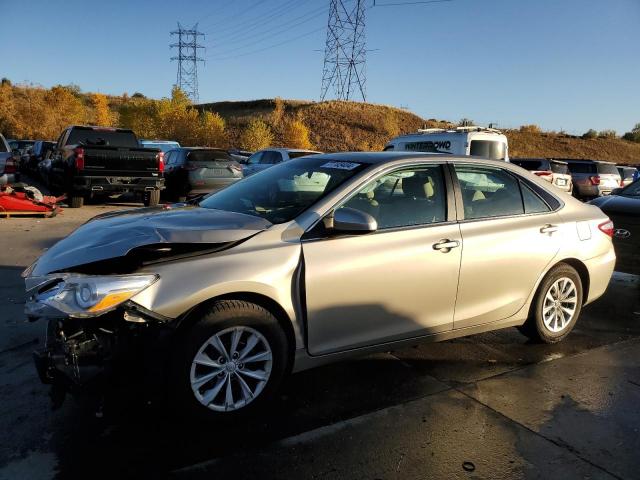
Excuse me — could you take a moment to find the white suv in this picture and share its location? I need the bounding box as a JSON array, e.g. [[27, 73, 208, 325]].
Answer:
[[511, 158, 573, 193]]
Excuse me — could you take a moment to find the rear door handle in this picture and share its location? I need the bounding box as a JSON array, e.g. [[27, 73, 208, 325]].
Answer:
[[433, 239, 460, 252], [540, 224, 558, 234]]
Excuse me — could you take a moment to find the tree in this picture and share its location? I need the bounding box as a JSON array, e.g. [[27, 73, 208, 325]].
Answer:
[[281, 118, 313, 149], [622, 123, 640, 143], [598, 130, 617, 139], [91, 93, 116, 126], [195, 111, 227, 147], [582, 129, 598, 139], [458, 118, 474, 127], [240, 119, 273, 151], [519, 124, 541, 134]]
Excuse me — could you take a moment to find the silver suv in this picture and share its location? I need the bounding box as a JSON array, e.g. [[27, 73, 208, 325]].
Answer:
[[25, 153, 615, 419], [563, 159, 621, 199]]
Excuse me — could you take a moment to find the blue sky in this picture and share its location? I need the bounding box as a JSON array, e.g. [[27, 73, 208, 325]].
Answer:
[[2, 0, 639, 134]]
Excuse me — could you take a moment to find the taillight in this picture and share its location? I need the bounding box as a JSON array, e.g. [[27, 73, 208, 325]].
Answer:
[[589, 175, 600, 185], [598, 220, 614, 237], [74, 147, 85, 170], [4, 158, 16, 174], [157, 151, 164, 173]]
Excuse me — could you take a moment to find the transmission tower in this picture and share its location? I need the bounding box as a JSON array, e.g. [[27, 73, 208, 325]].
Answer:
[[320, 0, 367, 102], [170, 23, 205, 102]]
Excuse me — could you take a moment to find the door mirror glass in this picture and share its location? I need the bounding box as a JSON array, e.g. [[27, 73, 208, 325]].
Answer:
[[333, 207, 377, 233]]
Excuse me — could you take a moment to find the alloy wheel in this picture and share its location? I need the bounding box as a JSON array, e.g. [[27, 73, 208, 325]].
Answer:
[[542, 277, 578, 333], [190, 326, 273, 412]]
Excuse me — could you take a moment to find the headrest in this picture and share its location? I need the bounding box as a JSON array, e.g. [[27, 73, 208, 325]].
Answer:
[[403, 175, 433, 199]]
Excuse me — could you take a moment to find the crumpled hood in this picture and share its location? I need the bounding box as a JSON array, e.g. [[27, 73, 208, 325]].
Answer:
[[30, 205, 272, 275]]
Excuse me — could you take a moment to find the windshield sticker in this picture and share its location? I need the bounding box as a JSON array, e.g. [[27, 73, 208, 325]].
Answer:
[[321, 161, 360, 170]]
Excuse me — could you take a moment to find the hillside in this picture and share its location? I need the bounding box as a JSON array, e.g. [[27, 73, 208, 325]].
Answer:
[[200, 99, 640, 164]]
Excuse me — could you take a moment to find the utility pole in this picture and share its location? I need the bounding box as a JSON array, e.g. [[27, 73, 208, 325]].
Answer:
[[170, 23, 205, 102], [320, 0, 367, 102]]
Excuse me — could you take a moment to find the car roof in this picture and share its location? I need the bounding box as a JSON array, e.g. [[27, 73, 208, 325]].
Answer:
[[558, 158, 615, 165], [308, 151, 511, 167], [262, 148, 321, 153]]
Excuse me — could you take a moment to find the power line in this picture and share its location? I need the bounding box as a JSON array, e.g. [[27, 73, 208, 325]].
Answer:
[[170, 23, 205, 102], [203, 0, 309, 43], [321, 0, 367, 102], [197, 0, 268, 29], [372, 0, 452, 6], [208, 26, 325, 62], [206, 5, 327, 57]]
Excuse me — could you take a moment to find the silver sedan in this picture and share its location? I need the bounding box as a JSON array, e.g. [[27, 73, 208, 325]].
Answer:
[[25, 153, 615, 418]]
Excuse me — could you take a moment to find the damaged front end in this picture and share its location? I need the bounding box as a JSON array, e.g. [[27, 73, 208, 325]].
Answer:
[[25, 273, 171, 405]]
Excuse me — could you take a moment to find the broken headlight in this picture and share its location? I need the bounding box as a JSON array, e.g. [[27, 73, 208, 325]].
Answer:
[[39, 274, 158, 318]]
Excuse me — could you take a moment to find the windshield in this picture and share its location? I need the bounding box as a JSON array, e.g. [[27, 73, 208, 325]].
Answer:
[[199, 157, 368, 223], [142, 142, 180, 152], [67, 129, 139, 148], [512, 159, 547, 171], [620, 180, 640, 196]]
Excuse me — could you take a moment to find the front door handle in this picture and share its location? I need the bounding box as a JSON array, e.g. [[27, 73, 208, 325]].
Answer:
[[433, 239, 460, 252], [540, 224, 558, 234]]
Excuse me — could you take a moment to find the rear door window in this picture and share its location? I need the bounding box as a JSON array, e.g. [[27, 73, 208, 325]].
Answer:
[[469, 141, 506, 160], [261, 151, 282, 164], [521, 182, 550, 214], [455, 165, 524, 219]]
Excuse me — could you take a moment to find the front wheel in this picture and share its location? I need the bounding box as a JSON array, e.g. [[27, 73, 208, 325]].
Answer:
[[519, 263, 583, 343], [170, 300, 289, 419]]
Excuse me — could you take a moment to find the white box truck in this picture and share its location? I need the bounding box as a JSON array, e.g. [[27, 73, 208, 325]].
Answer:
[[384, 126, 509, 161]]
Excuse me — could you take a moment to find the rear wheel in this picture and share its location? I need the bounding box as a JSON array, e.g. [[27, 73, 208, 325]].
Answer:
[[519, 263, 583, 343], [69, 194, 84, 208], [143, 189, 161, 207], [170, 300, 289, 420]]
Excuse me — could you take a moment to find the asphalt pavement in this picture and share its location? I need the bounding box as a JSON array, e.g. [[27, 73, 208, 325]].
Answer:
[[0, 194, 639, 480]]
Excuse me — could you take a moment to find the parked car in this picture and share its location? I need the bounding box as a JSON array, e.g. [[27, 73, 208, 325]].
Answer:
[[385, 126, 509, 161], [562, 159, 621, 199], [26, 153, 615, 419], [140, 139, 181, 153], [8, 139, 36, 156], [511, 158, 573, 193], [617, 166, 637, 187], [590, 179, 640, 275], [0, 134, 20, 185], [228, 148, 253, 164], [243, 148, 321, 176], [163, 147, 243, 200], [37, 158, 53, 186], [23, 141, 56, 176], [48, 126, 165, 208]]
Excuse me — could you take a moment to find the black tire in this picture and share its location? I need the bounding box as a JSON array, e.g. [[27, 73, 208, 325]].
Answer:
[[169, 300, 289, 420], [144, 189, 161, 207], [519, 263, 583, 343], [69, 195, 84, 208]]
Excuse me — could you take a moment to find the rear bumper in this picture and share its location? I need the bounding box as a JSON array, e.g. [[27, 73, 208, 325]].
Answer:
[[584, 247, 616, 305], [73, 176, 164, 194]]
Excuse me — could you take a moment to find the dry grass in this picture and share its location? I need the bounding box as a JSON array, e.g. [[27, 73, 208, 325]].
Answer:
[[199, 99, 640, 164]]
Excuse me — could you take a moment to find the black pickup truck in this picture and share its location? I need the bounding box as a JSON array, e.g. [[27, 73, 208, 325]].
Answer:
[[48, 126, 165, 208]]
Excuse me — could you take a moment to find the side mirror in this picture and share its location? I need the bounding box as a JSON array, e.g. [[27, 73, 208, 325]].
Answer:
[[332, 207, 377, 233], [611, 187, 623, 196]]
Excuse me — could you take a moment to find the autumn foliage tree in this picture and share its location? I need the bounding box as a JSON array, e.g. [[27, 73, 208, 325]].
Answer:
[[91, 93, 117, 126], [240, 119, 273, 151], [281, 118, 313, 149]]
